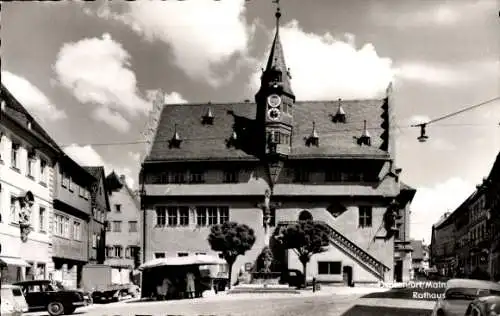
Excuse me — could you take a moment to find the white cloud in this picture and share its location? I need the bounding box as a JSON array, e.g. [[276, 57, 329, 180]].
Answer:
[[64, 144, 106, 167], [54, 33, 150, 131], [372, 0, 496, 27], [86, 0, 255, 86], [92, 107, 130, 133], [248, 21, 394, 100], [394, 60, 500, 87], [410, 177, 475, 243], [128, 151, 141, 162], [164, 92, 188, 104], [64, 144, 137, 189], [1, 71, 67, 122]]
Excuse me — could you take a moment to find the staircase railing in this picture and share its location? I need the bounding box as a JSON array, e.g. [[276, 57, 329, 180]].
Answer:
[[277, 220, 389, 280]]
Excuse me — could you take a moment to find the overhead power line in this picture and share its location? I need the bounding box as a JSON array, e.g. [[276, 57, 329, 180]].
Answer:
[[411, 96, 500, 142], [57, 122, 499, 148]]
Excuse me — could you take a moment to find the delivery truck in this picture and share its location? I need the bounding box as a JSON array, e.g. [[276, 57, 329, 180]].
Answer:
[[81, 264, 139, 303]]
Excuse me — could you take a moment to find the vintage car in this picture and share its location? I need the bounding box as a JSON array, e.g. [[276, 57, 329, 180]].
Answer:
[[14, 280, 88, 316], [431, 279, 500, 316], [464, 295, 500, 316], [0, 284, 29, 316]]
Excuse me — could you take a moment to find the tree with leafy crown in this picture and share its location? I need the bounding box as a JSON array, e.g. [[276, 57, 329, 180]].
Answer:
[[208, 221, 256, 289], [277, 220, 330, 288]]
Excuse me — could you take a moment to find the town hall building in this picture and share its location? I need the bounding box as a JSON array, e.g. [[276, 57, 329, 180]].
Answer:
[[140, 7, 416, 286]]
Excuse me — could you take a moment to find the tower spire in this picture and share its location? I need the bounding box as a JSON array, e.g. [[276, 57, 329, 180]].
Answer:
[[258, 0, 294, 99], [274, 0, 281, 31]]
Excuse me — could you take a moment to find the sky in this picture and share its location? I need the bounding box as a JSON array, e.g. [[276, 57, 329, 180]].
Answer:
[[1, 0, 499, 243]]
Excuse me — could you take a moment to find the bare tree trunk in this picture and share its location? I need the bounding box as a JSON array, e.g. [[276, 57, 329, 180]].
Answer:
[[301, 261, 307, 289], [227, 262, 233, 290]]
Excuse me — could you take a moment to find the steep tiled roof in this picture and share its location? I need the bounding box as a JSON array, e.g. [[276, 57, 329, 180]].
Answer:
[[84, 166, 111, 213], [146, 99, 390, 162], [84, 166, 105, 181], [106, 171, 140, 210], [1, 84, 61, 153]]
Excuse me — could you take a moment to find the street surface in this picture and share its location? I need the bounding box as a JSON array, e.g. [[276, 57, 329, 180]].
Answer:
[[24, 287, 438, 316]]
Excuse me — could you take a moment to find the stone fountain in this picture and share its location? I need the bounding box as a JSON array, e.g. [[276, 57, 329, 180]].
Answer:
[[228, 190, 298, 294]]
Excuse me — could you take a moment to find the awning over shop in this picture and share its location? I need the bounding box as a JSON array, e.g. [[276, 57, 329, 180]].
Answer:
[[0, 256, 30, 267]]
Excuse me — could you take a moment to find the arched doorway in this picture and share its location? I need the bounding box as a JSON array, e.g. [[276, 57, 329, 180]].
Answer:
[[298, 210, 313, 221]]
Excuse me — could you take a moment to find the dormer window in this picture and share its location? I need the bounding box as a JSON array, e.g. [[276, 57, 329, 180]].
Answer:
[[202, 107, 214, 125], [306, 122, 319, 147], [226, 130, 238, 148], [169, 124, 182, 149], [357, 120, 371, 146], [332, 99, 346, 123]]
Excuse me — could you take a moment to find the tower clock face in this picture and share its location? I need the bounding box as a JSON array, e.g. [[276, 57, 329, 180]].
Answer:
[[267, 94, 282, 108], [267, 108, 281, 121]]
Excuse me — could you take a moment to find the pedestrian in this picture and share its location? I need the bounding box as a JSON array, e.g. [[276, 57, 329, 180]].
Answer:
[[186, 270, 195, 299], [156, 277, 169, 300]]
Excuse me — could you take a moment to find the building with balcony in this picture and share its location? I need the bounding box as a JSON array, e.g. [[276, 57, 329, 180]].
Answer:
[[0, 84, 60, 282], [83, 167, 110, 264], [140, 7, 416, 286], [104, 172, 141, 278], [51, 155, 96, 289]]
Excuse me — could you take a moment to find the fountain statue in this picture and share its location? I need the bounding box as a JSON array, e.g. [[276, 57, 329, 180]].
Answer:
[[18, 191, 34, 242]]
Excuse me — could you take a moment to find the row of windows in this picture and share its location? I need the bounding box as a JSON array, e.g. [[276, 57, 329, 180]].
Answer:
[[147, 169, 374, 184], [155, 206, 230, 227], [0, 136, 49, 185], [105, 245, 139, 259], [154, 251, 207, 259], [267, 130, 291, 146], [106, 220, 138, 233], [60, 169, 91, 200], [149, 170, 239, 184], [53, 214, 82, 241], [153, 206, 373, 228], [469, 196, 487, 223]]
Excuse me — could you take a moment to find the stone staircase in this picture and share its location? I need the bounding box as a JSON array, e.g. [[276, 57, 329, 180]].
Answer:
[[277, 221, 389, 280]]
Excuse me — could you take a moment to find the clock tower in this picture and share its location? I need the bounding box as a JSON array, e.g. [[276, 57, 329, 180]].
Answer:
[[255, 2, 295, 186]]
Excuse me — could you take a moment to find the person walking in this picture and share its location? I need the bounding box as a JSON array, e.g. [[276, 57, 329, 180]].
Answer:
[[186, 270, 195, 299]]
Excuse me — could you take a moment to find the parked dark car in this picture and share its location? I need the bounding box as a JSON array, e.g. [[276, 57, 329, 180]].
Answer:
[[464, 295, 500, 316], [279, 269, 313, 289], [13, 280, 88, 316]]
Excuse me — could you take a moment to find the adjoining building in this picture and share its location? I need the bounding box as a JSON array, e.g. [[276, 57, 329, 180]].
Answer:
[[486, 152, 500, 281], [430, 212, 457, 277], [83, 167, 110, 265], [0, 84, 60, 282], [431, 150, 499, 280], [410, 240, 429, 275], [51, 154, 95, 289], [140, 7, 416, 286], [104, 172, 141, 283]]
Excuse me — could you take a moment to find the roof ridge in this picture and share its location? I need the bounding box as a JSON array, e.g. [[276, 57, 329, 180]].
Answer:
[[160, 98, 385, 107]]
